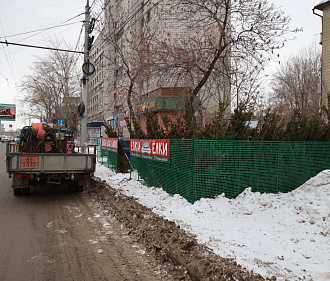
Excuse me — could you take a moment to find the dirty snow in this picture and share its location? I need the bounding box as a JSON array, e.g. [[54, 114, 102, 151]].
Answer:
[[95, 163, 330, 281]]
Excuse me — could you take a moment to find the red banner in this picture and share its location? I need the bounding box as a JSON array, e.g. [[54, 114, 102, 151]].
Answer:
[[130, 139, 170, 158], [102, 138, 118, 150]]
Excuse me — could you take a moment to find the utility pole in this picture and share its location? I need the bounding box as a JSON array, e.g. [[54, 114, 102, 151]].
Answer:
[[81, 0, 90, 153]]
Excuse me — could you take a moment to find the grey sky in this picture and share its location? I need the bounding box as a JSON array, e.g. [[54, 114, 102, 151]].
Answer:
[[0, 0, 324, 130]]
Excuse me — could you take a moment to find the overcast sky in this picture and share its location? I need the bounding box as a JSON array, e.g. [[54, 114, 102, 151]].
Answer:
[[0, 0, 324, 130]]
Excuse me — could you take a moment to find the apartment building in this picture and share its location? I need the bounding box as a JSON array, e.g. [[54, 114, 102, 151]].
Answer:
[[90, 0, 231, 134], [100, 0, 149, 134], [314, 1, 330, 120], [89, 31, 114, 121]]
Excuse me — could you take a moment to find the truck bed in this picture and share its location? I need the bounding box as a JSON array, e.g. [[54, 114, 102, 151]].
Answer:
[[6, 152, 96, 174]]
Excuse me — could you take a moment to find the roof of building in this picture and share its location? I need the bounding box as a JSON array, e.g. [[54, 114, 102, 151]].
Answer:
[[87, 116, 104, 127], [145, 87, 188, 98], [314, 0, 330, 11]]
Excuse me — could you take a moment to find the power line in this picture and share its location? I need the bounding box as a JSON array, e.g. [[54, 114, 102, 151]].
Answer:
[[0, 13, 84, 66], [111, 0, 165, 41], [105, 0, 151, 42], [2, 21, 82, 39], [75, 25, 84, 52], [90, 0, 146, 34], [93, 0, 143, 26], [0, 12, 85, 56], [0, 53, 15, 97], [0, 59, 9, 81], [0, 20, 18, 95], [72, 24, 84, 78], [126, 0, 164, 31], [91, 0, 97, 9], [0, 40, 83, 54], [0, 11, 84, 45], [92, 0, 120, 24], [118, 0, 151, 31]]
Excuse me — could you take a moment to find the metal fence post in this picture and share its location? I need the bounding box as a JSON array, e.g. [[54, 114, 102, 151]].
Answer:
[[239, 141, 242, 190], [192, 139, 195, 203], [276, 142, 280, 193]]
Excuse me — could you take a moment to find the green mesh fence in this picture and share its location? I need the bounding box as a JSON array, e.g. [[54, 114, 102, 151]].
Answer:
[[130, 139, 194, 201], [130, 140, 330, 203], [97, 137, 118, 172]]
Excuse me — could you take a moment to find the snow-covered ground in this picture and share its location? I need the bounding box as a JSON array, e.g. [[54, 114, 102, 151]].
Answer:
[[95, 163, 330, 281]]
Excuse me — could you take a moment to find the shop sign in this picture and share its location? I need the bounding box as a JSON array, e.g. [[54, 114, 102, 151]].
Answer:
[[130, 139, 170, 162], [102, 138, 118, 152], [120, 120, 127, 126], [135, 101, 157, 113]]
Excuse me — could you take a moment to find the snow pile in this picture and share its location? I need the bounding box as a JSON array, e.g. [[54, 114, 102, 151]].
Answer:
[[95, 164, 330, 280]]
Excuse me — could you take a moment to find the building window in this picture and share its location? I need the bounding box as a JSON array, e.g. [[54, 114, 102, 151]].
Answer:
[[147, 9, 151, 22]]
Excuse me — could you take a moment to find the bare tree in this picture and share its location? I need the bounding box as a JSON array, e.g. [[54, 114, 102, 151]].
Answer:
[[20, 41, 81, 133], [98, 0, 290, 137], [231, 55, 264, 109], [270, 45, 321, 119], [148, 0, 290, 122]]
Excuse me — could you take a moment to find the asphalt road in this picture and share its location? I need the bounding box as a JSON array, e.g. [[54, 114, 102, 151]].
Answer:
[[0, 143, 170, 281]]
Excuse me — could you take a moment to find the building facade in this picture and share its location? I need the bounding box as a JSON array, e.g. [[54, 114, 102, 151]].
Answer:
[[89, 31, 114, 123], [89, 0, 231, 135], [135, 87, 187, 134], [314, 1, 330, 120]]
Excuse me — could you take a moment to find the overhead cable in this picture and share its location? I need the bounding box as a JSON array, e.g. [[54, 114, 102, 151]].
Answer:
[[0, 40, 83, 54], [2, 21, 82, 39]]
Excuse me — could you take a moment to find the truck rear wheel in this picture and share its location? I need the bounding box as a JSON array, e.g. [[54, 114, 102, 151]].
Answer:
[[68, 179, 84, 192], [68, 179, 77, 191], [22, 188, 30, 195], [76, 184, 83, 192], [13, 188, 22, 196]]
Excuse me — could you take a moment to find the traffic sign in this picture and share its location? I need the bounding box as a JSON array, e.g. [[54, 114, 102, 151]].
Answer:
[[58, 120, 65, 127], [114, 116, 117, 129], [82, 60, 95, 76]]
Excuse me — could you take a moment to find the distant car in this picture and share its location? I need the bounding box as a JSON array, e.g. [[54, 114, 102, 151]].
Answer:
[[1, 136, 12, 143]]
